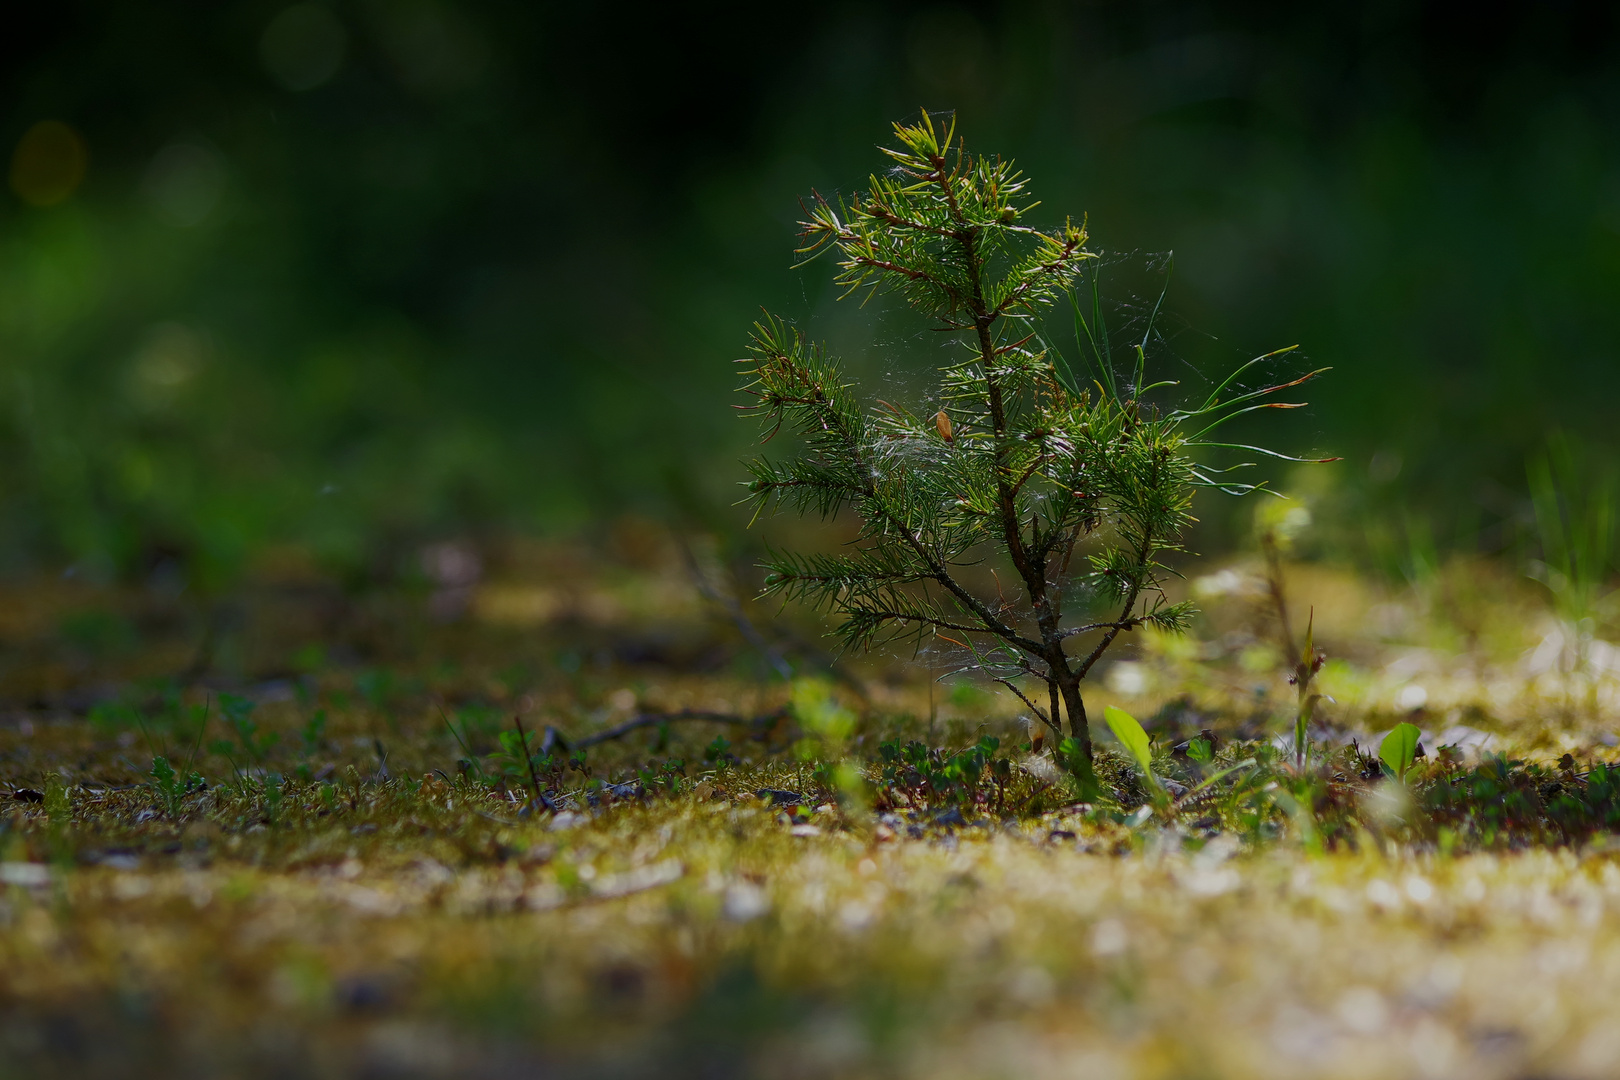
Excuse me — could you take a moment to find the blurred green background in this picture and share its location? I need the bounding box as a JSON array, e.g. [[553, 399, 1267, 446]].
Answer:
[[5, 1, 1619, 589]]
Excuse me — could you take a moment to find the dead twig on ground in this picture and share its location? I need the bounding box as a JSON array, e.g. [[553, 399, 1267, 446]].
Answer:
[[678, 534, 870, 700], [541, 707, 792, 755], [678, 536, 794, 680]]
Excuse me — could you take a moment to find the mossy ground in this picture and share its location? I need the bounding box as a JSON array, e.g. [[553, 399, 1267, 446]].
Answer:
[[3, 529, 1619, 1078]]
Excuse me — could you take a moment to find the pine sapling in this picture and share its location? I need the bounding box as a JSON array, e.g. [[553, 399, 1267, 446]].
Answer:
[[738, 114, 1327, 766]]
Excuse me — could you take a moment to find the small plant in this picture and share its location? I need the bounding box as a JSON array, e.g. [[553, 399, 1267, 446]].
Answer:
[[739, 114, 1325, 765], [1288, 611, 1326, 769], [1256, 503, 1327, 769], [293, 707, 328, 782], [703, 735, 736, 766], [300, 708, 327, 756], [1102, 705, 1261, 823], [221, 693, 277, 760], [441, 706, 490, 783], [1379, 721, 1422, 782], [149, 756, 206, 818], [209, 693, 279, 793], [1102, 705, 1159, 794], [876, 734, 1012, 814], [1526, 431, 1619, 692], [790, 679, 866, 809], [638, 757, 688, 797], [496, 715, 555, 807]]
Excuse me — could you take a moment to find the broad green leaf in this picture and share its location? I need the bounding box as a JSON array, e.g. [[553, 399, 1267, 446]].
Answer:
[[1380, 722, 1422, 780], [1104, 706, 1154, 776]]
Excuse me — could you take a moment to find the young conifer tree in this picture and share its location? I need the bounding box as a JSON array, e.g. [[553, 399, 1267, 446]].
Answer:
[[738, 114, 1323, 765]]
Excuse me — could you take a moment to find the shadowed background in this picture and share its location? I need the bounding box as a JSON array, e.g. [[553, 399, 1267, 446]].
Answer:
[[4, 0, 1619, 590]]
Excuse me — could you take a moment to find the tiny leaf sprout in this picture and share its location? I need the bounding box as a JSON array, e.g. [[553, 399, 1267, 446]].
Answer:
[[1380, 722, 1423, 782], [149, 755, 205, 818], [1290, 608, 1327, 770], [1103, 706, 1159, 793]]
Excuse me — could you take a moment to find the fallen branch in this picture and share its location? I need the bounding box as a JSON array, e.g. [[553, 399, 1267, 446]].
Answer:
[[679, 536, 793, 681], [542, 707, 792, 754], [678, 534, 870, 701]]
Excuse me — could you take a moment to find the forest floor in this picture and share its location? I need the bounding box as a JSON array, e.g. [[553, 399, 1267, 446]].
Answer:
[[3, 523, 1620, 1079]]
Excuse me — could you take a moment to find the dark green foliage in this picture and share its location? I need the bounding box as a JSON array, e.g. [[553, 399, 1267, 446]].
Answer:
[[215, 693, 278, 764], [1159, 745, 1620, 852], [494, 727, 547, 791], [1419, 755, 1620, 847], [704, 736, 735, 766], [739, 116, 1320, 763], [876, 735, 1013, 814], [148, 755, 205, 818], [299, 709, 328, 757], [637, 758, 688, 797]]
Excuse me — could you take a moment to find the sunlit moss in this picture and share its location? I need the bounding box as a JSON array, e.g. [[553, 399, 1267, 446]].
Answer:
[[2, 544, 1620, 1075]]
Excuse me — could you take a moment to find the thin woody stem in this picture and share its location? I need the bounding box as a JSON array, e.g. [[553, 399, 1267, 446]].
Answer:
[[1076, 539, 1153, 681]]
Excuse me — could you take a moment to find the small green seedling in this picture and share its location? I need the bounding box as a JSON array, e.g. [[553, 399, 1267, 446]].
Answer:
[[149, 755, 204, 818], [1055, 736, 1103, 802], [300, 709, 327, 755], [261, 774, 286, 822], [1186, 736, 1214, 764], [1104, 706, 1162, 794], [214, 694, 278, 784], [1379, 721, 1422, 781], [876, 735, 1011, 813], [704, 736, 734, 766], [440, 706, 489, 783]]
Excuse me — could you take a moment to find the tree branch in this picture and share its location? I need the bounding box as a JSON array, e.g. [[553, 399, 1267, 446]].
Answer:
[[930, 148, 1058, 664], [850, 608, 1021, 639], [994, 676, 1061, 740], [1075, 539, 1154, 680], [1059, 617, 1147, 638]]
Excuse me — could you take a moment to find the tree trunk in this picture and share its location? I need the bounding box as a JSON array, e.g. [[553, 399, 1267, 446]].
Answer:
[[1057, 675, 1092, 763]]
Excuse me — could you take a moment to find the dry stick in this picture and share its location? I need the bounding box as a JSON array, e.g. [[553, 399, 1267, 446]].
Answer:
[[993, 676, 1057, 738], [511, 713, 547, 811], [558, 708, 792, 752], [678, 537, 869, 701], [678, 537, 793, 681]]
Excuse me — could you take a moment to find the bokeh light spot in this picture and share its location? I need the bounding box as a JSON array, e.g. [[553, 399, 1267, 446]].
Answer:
[[9, 120, 88, 207], [376, 0, 489, 95], [142, 142, 225, 227], [128, 322, 208, 410], [261, 4, 347, 92]]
